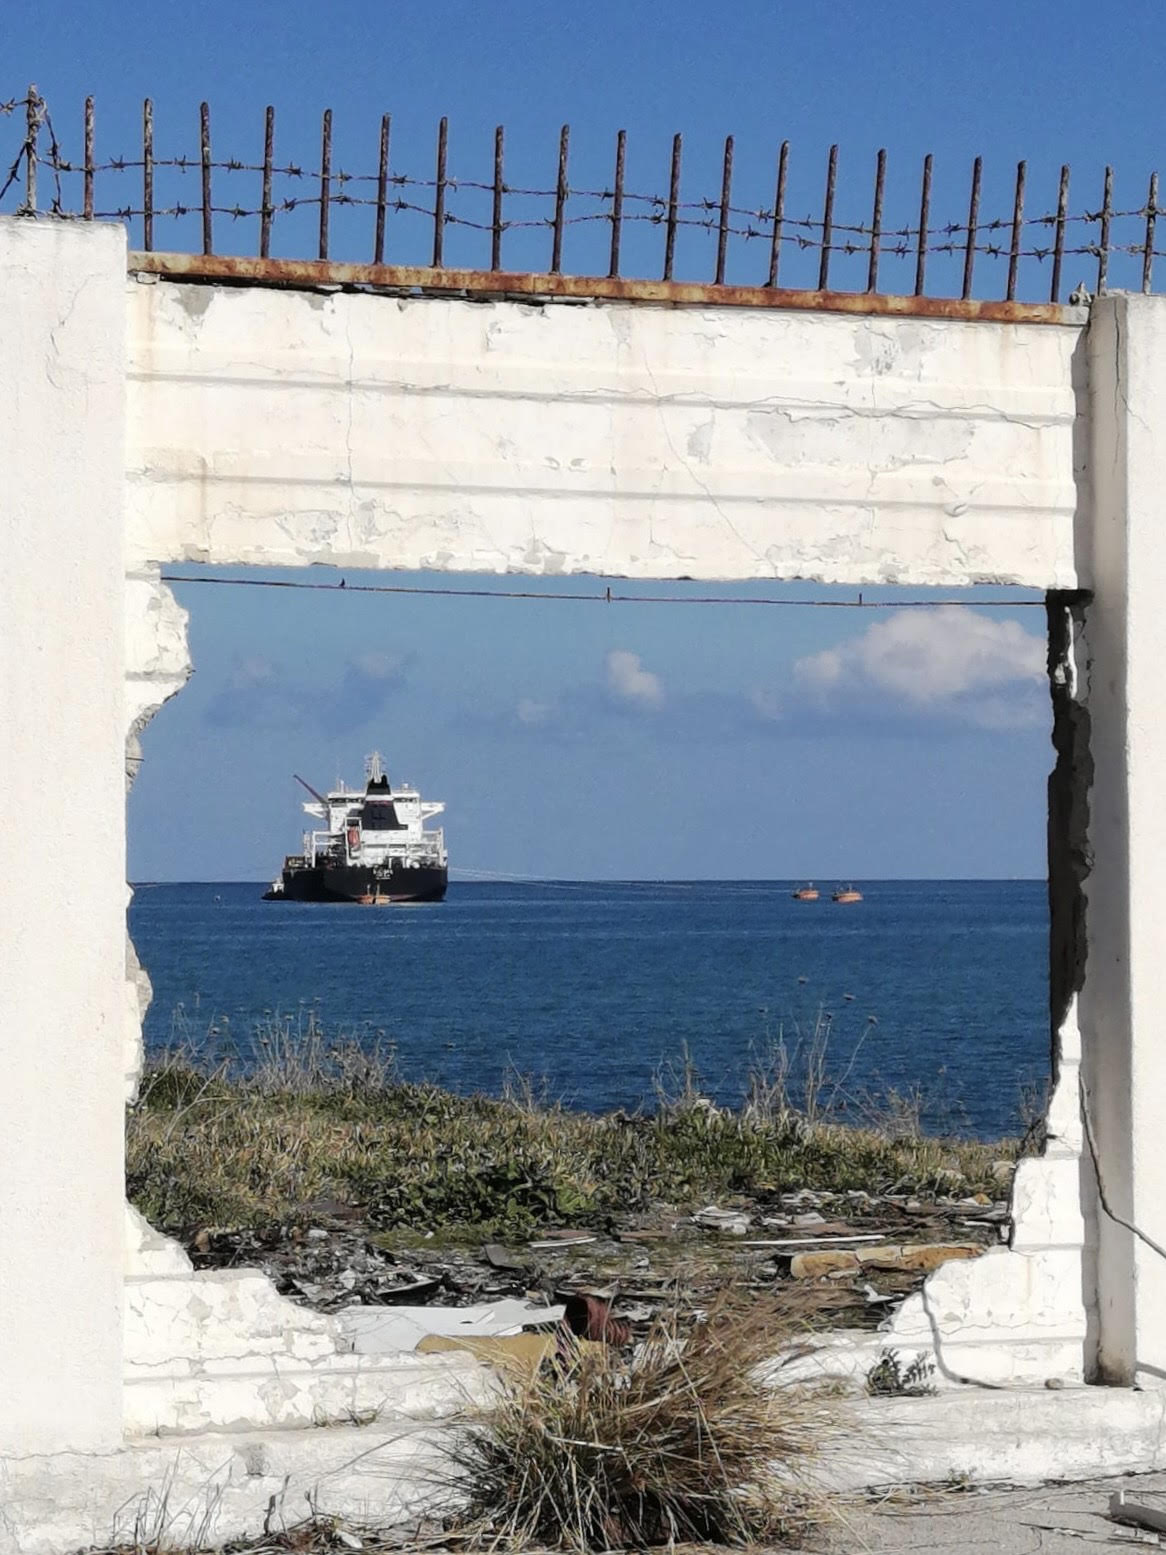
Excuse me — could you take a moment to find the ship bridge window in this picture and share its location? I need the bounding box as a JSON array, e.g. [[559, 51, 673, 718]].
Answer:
[[362, 801, 405, 831]]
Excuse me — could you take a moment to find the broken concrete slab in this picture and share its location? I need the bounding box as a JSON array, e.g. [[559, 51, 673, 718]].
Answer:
[[337, 1298, 565, 1355]]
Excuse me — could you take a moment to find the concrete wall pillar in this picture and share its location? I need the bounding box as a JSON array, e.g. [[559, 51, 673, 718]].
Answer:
[[1082, 293, 1166, 1385], [0, 218, 128, 1449]]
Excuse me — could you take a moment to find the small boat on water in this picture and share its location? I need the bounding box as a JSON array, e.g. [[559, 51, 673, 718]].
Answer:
[[791, 883, 819, 902], [832, 884, 863, 903]]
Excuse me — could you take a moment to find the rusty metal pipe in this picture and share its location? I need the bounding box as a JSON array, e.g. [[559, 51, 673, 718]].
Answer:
[[433, 116, 448, 269], [128, 250, 1077, 326], [961, 155, 981, 300], [24, 84, 37, 214], [374, 114, 390, 265], [715, 134, 733, 285], [83, 96, 94, 220], [663, 133, 681, 281], [200, 100, 212, 255], [1144, 170, 1158, 294], [260, 107, 275, 259], [609, 128, 626, 278], [1007, 160, 1026, 301], [1050, 164, 1069, 303], [914, 153, 932, 297], [491, 125, 504, 271], [767, 140, 789, 288], [143, 99, 154, 252], [319, 108, 332, 261], [551, 123, 569, 273], [1097, 165, 1113, 295], [818, 143, 838, 291], [867, 147, 886, 293]]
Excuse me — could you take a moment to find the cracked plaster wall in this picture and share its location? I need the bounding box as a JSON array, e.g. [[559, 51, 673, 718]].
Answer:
[[123, 276, 1082, 587]]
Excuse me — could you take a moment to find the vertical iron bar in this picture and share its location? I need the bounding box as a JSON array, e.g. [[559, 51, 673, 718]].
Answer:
[[200, 100, 212, 255], [24, 84, 37, 213], [1006, 160, 1026, 300], [914, 153, 932, 296], [715, 134, 733, 284], [1143, 170, 1158, 294], [83, 96, 94, 220], [818, 143, 838, 290], [260, 106, 274, 258], [1097, 165, 1113, 295], [766, 140, 789, 287], [1050, 164, 1069, 303], [608, 128, 626, 278], [867, 147, 886, 293], [491, 125, 504, 270], [318, 108, 332, 261], [961, 155, 982, 300], [551, 123, 569, 273], [142, 99, 154, 251], [374, 114, 389, 264], [663, 133, 681, 280], [432, 116, 448, 268]]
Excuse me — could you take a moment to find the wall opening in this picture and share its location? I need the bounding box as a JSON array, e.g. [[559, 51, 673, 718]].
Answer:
[[125, 561, 1058, 1341]]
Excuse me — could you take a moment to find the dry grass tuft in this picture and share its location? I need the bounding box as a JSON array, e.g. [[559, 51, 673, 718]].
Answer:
[[445, 1288, 835, 1551]]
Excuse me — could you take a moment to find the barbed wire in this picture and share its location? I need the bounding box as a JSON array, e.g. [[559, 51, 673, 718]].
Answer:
[[2, 88, 1159, 298]]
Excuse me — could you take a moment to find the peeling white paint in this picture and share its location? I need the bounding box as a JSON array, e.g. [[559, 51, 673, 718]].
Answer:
[[124, 281, 1083, 587]]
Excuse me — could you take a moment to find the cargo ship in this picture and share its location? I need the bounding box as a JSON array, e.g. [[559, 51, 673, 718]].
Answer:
[[263, 753, 448, 904]]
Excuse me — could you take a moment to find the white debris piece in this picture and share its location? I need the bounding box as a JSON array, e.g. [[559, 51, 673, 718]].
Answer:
[[337, 1300, 566, 1355]]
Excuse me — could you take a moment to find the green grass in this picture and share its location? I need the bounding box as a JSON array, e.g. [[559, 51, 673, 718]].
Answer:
[[126, 1020, 1019, 1240]]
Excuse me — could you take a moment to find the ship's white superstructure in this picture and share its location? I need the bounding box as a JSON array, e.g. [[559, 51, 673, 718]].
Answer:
[[298, 752, 446, 871]]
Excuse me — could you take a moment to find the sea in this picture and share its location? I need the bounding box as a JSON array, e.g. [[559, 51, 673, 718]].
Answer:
[[128, 879, 1049, 1141]]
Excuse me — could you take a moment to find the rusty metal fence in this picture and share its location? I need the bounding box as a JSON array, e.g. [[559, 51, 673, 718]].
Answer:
[[1, 86, 1156, 310]]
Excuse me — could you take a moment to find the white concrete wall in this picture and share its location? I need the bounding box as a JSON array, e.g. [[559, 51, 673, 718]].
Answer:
[[0, 219, 128, 1452], [1079, 292, 1166, 1386], [124, 277, 1083, 587], [6, 231, 1140, 1531]]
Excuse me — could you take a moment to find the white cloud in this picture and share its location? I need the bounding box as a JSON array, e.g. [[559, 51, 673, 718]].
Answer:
[[793, 608, 1044, 713], [606, 649, 663, 707], [351, 651, 405, 681], [230, 655, 276, 688], [516, 697, 553, 725]]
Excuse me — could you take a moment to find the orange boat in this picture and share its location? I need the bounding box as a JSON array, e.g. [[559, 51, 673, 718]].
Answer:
[[832, 884, 863, 903], [791, 884, 820, 902]]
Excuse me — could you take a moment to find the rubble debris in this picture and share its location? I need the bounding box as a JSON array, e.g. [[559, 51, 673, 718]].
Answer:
[[483, 1243, 528, 1271], [560, 1291, 632, 1346], [787, 1242, 982, 1279], [694, 1206, 751, 1235], [529, 1229, 597, 1249], [182, 1184, 1008, 1345]]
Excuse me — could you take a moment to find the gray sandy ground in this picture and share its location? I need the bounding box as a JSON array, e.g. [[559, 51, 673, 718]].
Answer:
[[826, 1472, 1166, 1553]]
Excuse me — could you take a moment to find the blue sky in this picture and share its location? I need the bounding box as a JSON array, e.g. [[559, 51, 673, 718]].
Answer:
[[127, 571, 1050, 880], [8, 1, 1144, 879]]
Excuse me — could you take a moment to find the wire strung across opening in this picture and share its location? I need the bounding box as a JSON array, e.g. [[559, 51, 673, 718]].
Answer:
[[159, 572, 1056, 609]]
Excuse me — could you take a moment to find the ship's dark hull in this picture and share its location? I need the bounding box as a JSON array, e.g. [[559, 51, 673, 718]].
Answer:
[[264, 860, 448, 904]]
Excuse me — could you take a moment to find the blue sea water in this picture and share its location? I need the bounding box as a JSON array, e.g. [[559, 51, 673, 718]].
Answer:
[[129, 880, 1048, 1140]]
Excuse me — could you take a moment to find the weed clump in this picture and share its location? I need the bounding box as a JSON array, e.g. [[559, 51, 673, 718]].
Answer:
[[447, 1289, 832, 1551]]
